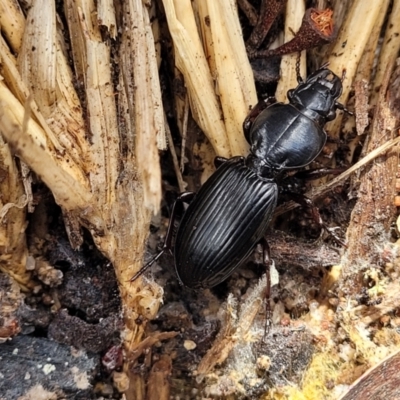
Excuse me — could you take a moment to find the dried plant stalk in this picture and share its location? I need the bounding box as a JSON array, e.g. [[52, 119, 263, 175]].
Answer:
[[162, 0, 231, 157], [0, 36, 63, 151], [0, 81, 87, 187], [129, 0, 163, 209], [326, 0, 383, 139], [71, 0, 120, 208], [370, 0, 400, 108], [144, 4, 166, 151], [63, 0, 87, 86], [62, 0, 163, 334], [0, 12, 93, 286], [146, 355, 172, 400], [163, 0, 257, 159], [17, 0, 57, 117], [106, 1, 165, 366], [0, 106, 95, 214], [52, 41, 92, 169], [195, 0, 217, 76], [198, 0, 256, 155], [354, 0, 390, 87], [0, 133, 30, 289], [275, 0, 306, 103], [0, 0, 25, 53], [17, 0, 92, 179], [1, 1, 165, 391], [342, 0, 390, 161], [97, 0, 117, 39]]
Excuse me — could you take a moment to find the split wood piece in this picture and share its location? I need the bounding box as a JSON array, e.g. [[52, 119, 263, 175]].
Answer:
[[338, 349, 400, 400], [340, 66, 399, 294]]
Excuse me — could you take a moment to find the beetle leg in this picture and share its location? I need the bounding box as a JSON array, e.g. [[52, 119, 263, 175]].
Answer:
[[286, 192, 346, 247], [295, 52, 304, 84], [260, 238, 273, 336], [214, 156, 228, 168], [243, 97, 276, 143], [129, 191, 195, 282], [292, 167, 344, 181]]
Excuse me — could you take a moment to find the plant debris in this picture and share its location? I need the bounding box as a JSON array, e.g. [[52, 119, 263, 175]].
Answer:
[[1, 0, 400, 399]]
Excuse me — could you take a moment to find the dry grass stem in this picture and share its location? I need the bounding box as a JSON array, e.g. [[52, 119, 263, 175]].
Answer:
[[97, 0, 117, 39], [162, 0, 231, 157], [275, 0, 306, 102], [119, 0, 163, 211], [203, 0, 256, 155], [0, 0, 25, 53], [188, 0, 257, 157], [18, 0, 91, 179], [342, 0, 390, 154], [370, 0, 400, 108], [0, 131, 30, 288], [162, 0, 256, 157], [0, 107, 94, 213], [326, 1, 384, 138], [354, 0, 390, 86]]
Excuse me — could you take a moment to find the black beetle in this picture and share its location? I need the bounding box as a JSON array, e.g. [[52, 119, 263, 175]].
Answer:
[[133, 65, 345, 289]]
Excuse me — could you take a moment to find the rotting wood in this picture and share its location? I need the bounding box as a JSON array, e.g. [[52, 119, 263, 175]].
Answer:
[[340, 65, 399, 295]]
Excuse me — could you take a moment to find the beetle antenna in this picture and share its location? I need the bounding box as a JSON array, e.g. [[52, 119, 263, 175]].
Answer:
[[260, 239, 273, 339], [319, 61, 330, 70]]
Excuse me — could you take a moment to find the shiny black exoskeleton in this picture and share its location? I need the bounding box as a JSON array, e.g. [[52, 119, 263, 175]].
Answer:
[[135, 66, 344, 289]]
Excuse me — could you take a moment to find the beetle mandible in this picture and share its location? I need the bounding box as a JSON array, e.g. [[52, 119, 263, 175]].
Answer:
[[132, 65, 345, 289]]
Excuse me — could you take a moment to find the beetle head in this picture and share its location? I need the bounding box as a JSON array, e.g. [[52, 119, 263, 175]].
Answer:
[[287, 67, 343, 122]]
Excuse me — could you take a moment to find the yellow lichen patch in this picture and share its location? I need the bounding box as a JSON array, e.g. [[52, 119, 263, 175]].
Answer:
[[300, 352, 343, 400]]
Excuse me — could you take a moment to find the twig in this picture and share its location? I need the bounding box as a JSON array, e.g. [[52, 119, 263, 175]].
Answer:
[[250, 9, 336, 59], [237, 0, 258, 26], [246, 0, 285, 50], [180, 94, 189, 172]]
